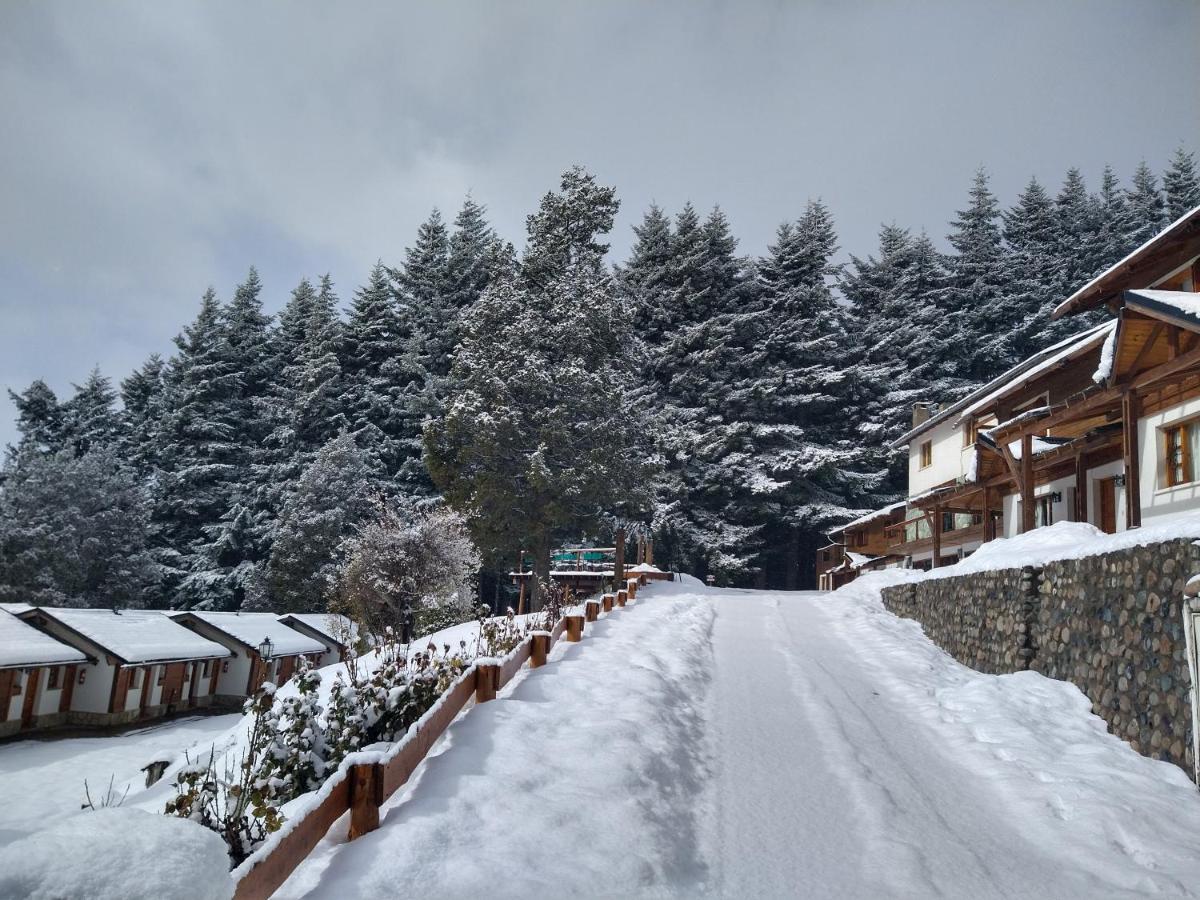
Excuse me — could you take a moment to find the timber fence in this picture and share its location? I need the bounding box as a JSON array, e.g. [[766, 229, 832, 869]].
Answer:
[[230, 574, 652, 900]]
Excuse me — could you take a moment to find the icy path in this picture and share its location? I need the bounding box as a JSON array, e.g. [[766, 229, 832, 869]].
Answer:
[[278, 580, 1200, 898]]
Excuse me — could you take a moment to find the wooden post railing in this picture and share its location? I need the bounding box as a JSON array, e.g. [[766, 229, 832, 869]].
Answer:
[[231, 580, 657, 900]]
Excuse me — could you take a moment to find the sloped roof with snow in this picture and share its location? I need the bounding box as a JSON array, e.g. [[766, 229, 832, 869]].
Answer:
[[891, 322, 1114, 448], [277, 613, 357, 647], [830, 501, 907, 536], [0, 602, 32, 615], [0, 610, 87, 669], [1124, 289, 1200, 325], [1052, 204, 1200, 319], [955, 321, 1115, 422], [172, 611, 326, 656], [33, 608, 230, 664]]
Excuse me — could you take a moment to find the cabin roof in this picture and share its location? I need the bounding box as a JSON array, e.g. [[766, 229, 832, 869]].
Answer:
[[954, 321, 1115, 422], [829, 500, 907, 537], [1052, 204, 1200, 320], [169, 611, 326, 656], [276, 613, 357, 647], [891, 322, 1114, 448], [28, 607, 230, 665], [0, 610, 87, 669], [1123, 289, 1200, 328]]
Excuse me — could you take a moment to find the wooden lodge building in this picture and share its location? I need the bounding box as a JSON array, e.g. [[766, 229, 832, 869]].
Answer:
[[13, 607, 232, 728], [168, 611, 327, 702], [0, 609, 88, 738], [822, 203, 1200, 585]]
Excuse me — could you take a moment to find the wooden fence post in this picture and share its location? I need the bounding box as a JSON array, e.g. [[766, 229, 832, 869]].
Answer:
[[566, 614, 584, 641], [530, 633, 550, 668], [585, 600, 600, 622], [617, 589, 628, 606], [348, 762, 383, 840], [609, 591, 621, 608], [475, 663, 499, 703], [627, 578, 637, 599], [602, 594, 614, 612]]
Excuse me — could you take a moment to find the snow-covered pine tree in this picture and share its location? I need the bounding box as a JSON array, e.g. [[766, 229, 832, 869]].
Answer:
[[1163, 147, 1200, 222], [1053, 167, 1101, 294], [5, 380, 64, 458], [942, 168, 1014, 382], [1002, 177, 1071, 359], [60, 367, 122, 458], [0, 446, 159, 608], [1122, 160, 1167, 249], [152, 288, 245, 607], [342, 262, 418, 496], [1091, 164, 1131, 276], [262, 433, 379, 612], [120, 354, 166, 474]]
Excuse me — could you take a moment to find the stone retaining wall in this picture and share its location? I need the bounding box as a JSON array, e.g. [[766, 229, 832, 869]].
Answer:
[[880, 537, 1199, 777]]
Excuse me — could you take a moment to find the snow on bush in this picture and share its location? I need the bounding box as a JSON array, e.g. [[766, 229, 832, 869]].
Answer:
[[0, 808, 232, 900]]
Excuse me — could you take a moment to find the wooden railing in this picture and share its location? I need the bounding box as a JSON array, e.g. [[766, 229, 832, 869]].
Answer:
[[230, 575, 649, 900]]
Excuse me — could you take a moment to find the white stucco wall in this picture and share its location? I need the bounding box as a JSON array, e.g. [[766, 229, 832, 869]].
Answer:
[[1140, 395, 1200, 523], [216, 653, 252, 697], [907, 418, 973, 498], [72, 659, 116, 714]]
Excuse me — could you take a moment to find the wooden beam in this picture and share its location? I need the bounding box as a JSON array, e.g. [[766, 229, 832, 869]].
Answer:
[[1125, 321, 1164, 379], [1122, 390, 1142, 529], [982, 485, 995, 542], [1021, 434, 1035, 533], [1074, 453, 1087, 523], [931, 504, 942, 569], [1168, 326, 1181, 361]]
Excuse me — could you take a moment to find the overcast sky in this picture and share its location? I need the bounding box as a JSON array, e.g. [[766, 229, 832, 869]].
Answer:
[[1, 0, 1198, 450]]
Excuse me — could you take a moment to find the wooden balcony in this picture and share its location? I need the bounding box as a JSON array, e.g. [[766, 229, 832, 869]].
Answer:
[[885, 522, 988, 559]]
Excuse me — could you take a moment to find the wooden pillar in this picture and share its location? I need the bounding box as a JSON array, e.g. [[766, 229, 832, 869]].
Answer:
[[645, 539, 654, 567], [1021, 433, 1035, 534], [475, 663, 499, 703], [348, 762, 383, 840], [1123, 390, 1142, 529], [617, 589, 628, 606], [516, 578, 526, 617], [565, 615, 584, 642], [627, 578, 637, 599], [530, 633, 550, 668], [585, 600, 600, 623], [614, 528, 626, 586], [931, 505, 942, 569], [613, 591, 625, 608], [602, 594, 614, 613], [1074, 453, 1088, 524], [982, 485, 995, 542]]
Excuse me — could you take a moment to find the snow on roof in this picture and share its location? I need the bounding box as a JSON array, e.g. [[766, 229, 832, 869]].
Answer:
[[0, 610, 87, 669], [1094, 324, 1118, 384], [844, 552, 878, 568], [1007, 436, 1070, 460], [628, 563, 664, 573], [173, 611, 326, 656], [1052, 203, 1200, 319], [35, 608, 230, 664], [1125, 289, 1200, 323], [277, 613, 357, 647], [0, 602, 32, 616], [832, 501, 907, 534], [956, 321, 1115, 422], [892, 323, 1113, 449]]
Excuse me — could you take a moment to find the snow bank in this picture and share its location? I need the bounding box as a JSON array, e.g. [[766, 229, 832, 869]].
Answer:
[[0, 808, 232, 900], [820, 572, 1200, 894], [919, 514, 1200, 582]]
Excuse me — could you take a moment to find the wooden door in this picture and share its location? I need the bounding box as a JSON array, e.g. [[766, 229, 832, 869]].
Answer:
[[1097, 478, 1117, 534], [160, 663, 186, 709], [59, 665, 76, 713], [0, 670, 13, 722], [20, 669, 40, 728]]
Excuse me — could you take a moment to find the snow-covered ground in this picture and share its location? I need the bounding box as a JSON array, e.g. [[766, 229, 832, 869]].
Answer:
[[0, 712, 241, 847], [272, 578, 1200, 899]]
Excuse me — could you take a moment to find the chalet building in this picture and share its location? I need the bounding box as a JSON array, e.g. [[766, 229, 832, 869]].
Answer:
[[15, 607, 231, 728], [816, 502, 906, 589], [276, 613, 357, 667], [0, 610, 87, 738], [169, 611, 326, 702], [821, 203, 1200, 581]]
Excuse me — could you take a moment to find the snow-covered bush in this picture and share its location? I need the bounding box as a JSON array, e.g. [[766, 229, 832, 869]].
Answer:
[[337, 502, 480, 644], [477, 605, 526, 657], [257, 657, 328, 803], [0, 808, 232, 900], [164, 689, 284, 865]]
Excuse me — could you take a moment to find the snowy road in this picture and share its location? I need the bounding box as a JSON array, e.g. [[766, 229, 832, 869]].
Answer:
[[277, 580, 1200, 899]]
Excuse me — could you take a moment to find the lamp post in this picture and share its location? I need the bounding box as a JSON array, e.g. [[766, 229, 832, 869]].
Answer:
[[258, 637, 274, 661]]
